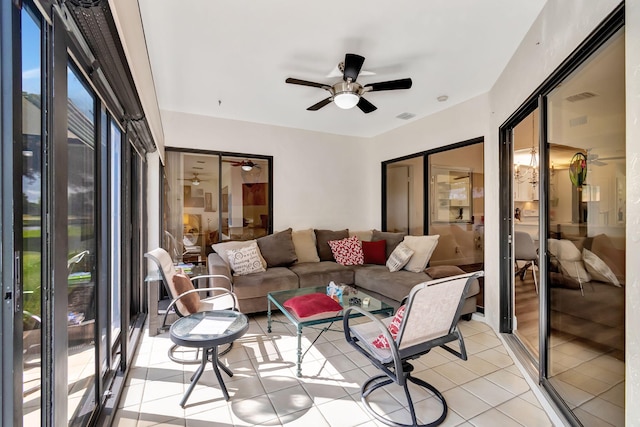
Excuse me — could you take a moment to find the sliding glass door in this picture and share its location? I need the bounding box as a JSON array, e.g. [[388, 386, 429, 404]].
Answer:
[[545, 29, 625, 426], [383, 139, 485, 311], [501, 13, 625, 425]]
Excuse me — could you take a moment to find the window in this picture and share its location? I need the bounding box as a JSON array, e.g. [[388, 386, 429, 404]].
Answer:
[[163, 150, 273, 265]]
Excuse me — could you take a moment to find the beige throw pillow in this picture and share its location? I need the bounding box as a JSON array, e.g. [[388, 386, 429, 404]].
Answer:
[[291, 229, 320, 263], [227, 245, 266, 276], [386, 242, 414, 272], [402, 235, 440, 273]]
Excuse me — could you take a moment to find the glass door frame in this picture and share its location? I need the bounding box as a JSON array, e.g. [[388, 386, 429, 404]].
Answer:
[[498, 4, 624, 423]]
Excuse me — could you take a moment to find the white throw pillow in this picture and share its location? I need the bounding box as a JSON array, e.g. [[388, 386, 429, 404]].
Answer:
[[227, 245, 266, 276], [583, 248, 621, 286], [386, 242, 414, 272], [402, 235, 440, 273], [548, 238, 591, 282], [291, 229, 320, 263], [548, 239, 581, 261], [212, 240, 267, 269]]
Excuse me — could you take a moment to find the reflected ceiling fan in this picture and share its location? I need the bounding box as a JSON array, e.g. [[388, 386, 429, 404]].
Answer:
[[586, 149, 624, 166], [223, 159, 261, 171], [285, 53, 412, 113], [179, 173, 209, 186]]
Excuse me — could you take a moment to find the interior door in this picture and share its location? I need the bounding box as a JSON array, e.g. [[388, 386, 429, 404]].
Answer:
[[386, 165, 410, 233]]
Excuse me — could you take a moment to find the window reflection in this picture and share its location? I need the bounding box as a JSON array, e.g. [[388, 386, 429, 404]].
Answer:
[[67, 66, 97, 426], [21, 8, 43, 426], [546, 30, 625, 426]]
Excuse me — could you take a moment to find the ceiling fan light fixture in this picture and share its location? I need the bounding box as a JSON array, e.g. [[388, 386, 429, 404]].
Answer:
[[241, 164, 253, 171], [191, 178, 200, 185], [333, 92, 359, 109]]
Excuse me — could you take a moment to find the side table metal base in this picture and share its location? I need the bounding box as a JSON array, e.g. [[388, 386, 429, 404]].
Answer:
[[180, 346, 233, 407]]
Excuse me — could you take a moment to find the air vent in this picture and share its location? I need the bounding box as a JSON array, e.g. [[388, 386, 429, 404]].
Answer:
[[569, 116, 588, 127], [566, 92, 597, 102], [396, 112, 415, 120]]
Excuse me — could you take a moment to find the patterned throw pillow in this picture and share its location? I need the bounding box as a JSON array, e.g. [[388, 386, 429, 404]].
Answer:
[[227, 245, 266, 276], [386, 242, 414, 272], [372, 305, 406, 349], [327, 235, 364, 266]]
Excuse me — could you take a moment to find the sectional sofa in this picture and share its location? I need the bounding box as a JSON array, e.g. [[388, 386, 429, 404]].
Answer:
[[207, 228, 480, 316]]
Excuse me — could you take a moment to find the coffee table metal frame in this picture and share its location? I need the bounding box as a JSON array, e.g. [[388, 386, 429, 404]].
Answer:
[[267, 286, 394, 377], [169, 310, 249, 407]]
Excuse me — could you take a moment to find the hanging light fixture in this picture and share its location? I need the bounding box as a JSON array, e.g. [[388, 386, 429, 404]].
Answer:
[[514, 111, 539, 188]]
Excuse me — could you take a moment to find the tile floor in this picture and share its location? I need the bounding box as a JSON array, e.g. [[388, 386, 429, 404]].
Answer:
[[112, 313, 555, 426]]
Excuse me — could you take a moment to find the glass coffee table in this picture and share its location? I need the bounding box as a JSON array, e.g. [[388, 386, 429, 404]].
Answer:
[[267, 285, 394, 377]]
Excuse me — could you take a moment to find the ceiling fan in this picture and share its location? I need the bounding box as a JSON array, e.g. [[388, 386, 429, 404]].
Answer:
[[223, 159, 261, 171], [586, 148, 624, 166], [285, 53, 412, 113], [179, 173, 209, 186]]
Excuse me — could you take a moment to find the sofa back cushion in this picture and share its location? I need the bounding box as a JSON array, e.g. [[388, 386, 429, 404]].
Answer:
[[372, 230, 406, 259], [292, 229, 320, 263], [315, 229, 349, 261], [257, 228, 298, 267]]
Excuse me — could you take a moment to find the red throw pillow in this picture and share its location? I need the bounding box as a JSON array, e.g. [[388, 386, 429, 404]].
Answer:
[[372, 305, 406, 349], [283, 293, 343, 319], [362, 239, 387, 265]]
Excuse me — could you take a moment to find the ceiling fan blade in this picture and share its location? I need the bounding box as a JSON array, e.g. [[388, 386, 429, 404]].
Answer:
[[365, 78, 413, 92], [357, 97, 377, 114], [343, 53, 365, 82], [286, 78, 329, 89], [307, 97, 333, 111]]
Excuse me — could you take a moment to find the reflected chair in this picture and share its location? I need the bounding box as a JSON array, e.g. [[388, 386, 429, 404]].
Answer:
[[144, 247, 237, 363], [344, 272, 483, 427], [514, 231, 538, 294]]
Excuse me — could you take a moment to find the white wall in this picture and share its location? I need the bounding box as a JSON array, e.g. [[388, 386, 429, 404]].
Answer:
[[159, 111, 375, 231], [625, 0, 640, 424]]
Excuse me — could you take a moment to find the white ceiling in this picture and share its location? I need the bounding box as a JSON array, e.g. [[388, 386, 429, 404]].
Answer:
[[138, 0, 547, 138]]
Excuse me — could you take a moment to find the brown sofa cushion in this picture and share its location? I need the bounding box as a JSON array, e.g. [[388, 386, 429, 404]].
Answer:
[[173, 273, 200, 314], [314, 229, 349, 261], [257, 228, 298, 267], [425, 265, 465, 279], [371, 230, 406, 259]]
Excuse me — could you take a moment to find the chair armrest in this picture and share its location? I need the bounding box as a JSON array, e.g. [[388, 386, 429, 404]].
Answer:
[[190, 274, 233, 291], [161, 287, 238, 330]]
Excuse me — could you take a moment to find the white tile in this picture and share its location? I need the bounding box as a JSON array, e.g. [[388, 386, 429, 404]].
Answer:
[[442, 387, 491, 420], [432, 362, 479, 386], [185, 405, 232, 426], [277, 406, 331, 426], [474, 348, 514, 368], [267, 384, 314, 417], [497, 397, 552, 427], [571, 408, 616, 427], [228, 395, 279, 426], [484, 370, 530, 395], [468, 408, 522, 427], [461, 377, 516, 406], [316, 396, 372, 427]]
